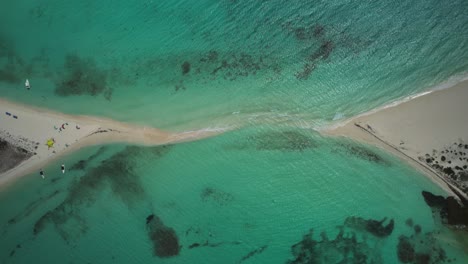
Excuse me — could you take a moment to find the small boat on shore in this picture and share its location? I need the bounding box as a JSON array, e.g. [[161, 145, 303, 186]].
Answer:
[[25, 79, 30, 89]]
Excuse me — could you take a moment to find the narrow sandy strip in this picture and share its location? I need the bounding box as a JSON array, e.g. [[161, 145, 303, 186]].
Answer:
[[325, 80, 468, 200], [0, 98, 227, 189]]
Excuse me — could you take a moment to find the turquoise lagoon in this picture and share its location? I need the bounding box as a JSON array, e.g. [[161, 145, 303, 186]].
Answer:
[[1, 0, 468, 263]]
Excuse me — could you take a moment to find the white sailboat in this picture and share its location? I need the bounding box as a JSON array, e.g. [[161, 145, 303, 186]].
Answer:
[[25, 79, 30, 89]]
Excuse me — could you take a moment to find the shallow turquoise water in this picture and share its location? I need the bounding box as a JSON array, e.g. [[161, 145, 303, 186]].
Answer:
[[1, 0, 468, 263], [0, 128, 466, 263], [1, 0, 467, 129], [0, 128, 467, 263]]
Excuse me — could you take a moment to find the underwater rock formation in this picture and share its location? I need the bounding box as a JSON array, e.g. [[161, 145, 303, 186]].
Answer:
[[334, 142, 389, 165], [33, 146, 171, 242], [200, 187, 234, 206], [344, 216, 394, 238], [287, 228, 381, 264], [146, 213, 180, 258], [70, 146, 108, 171], [422, 191, 468, 228], [249, 131, 317, 152], [396, 221, 455, 264], [239, 245, 268, 263], [54, 55, 113, 100]]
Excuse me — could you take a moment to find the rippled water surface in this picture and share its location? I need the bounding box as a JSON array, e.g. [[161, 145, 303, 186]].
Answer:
[[1, 0, 468, 263]]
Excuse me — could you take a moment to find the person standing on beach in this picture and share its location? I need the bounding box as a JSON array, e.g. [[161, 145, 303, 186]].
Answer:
[[40, 169, 44, 179], [61, 164, 65, 174]]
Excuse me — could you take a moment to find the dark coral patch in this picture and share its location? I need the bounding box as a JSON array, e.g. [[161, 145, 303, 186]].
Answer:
[[287, 228, 381, 264], [54, 55, 113, 100], [421, 191, 468, 227], [181, 61, 191, 75], [251, 131, 317, 152], [336, 142, 389, 165], [345, 216, 394, 238], [397, 235, 415, 263], [146, 214, 180, 258], [33, 146, 171, 241], [397, 230, 451, 264], [201, 187, 234, 205], [239, 245, 268, 263]]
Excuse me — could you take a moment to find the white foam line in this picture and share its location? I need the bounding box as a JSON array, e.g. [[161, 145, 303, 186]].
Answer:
[[321, 73, 468, 131]]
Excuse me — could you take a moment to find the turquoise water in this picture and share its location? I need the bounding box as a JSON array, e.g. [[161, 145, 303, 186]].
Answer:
[[1, 128, 467, 263], [1, 0, 467, 129], [1, 0, 468, 263]]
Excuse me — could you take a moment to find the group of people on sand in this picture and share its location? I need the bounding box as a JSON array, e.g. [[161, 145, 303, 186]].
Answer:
[[39, 164, 66, 179]]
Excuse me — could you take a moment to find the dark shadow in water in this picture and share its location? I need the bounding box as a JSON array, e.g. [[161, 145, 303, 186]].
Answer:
[[1, 190, 60, 238], [288, 214, 456, 264], [287, 228, 382, 264], [33, 145, 171, 243], [344, 216, 394, 238], [421, 191, 468, 228], [201, 187, 234, 206], [181, 61, 191, 75], [334, 142, 389, 165], [227, 130, 318, 152], [70, 146, 108, 171], [280, 14, 372, 80], [239, 245, 268, 263], [0, 36, 27, 84], [146, 213, 180, 258], [397, 221, 456, 264], [187, 240, 242, 249], [54, 54, 113, 100], [0, 34, 53, 84], [171, 49, 281, 92]]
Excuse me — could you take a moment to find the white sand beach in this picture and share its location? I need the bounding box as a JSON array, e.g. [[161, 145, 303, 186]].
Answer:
[[2, 80, 468, 196], [326, 80, 468, 199], [0, 98, 225, 189]]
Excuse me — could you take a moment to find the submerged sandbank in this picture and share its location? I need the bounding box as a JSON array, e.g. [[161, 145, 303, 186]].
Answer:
[[325, 80, 468, 200], [0, 98, 226, 189]]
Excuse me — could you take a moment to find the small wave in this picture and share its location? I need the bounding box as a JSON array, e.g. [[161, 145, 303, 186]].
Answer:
[[322, 72, 468, 131]]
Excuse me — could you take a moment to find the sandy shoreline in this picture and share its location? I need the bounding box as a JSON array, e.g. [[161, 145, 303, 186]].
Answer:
[[2, 79, 468, 197], [325, 80, 468, 201], [0, 98, 226, 189]]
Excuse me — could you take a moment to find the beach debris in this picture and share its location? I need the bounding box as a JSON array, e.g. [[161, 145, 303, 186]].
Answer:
[[46, 138, 55, 149], [4, 112, 18, 119]]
